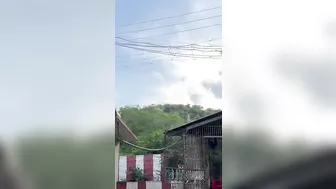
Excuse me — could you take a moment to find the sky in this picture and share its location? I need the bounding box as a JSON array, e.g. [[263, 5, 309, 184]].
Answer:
[[115, 0, 222, 109], [115, 0, 336, 146], [0, 0, 222, 141], [1, 0, 336, 147], [222, 0, 336, 145]]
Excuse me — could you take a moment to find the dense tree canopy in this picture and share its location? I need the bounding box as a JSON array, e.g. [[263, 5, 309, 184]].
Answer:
[[118, 104, 219, 155]]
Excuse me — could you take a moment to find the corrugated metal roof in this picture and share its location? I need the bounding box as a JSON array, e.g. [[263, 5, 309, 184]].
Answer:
[[165, 111, 222, 136]]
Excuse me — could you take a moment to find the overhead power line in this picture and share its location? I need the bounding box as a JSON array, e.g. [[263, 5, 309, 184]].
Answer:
[[121, 23, 222, 40], [115, 37, 222, 60], [116, 6, 221, 28], [116, 37, 221, 49], [117, 44, 221, 59], [116, 42, 221, 52], [116, 15, 222, 35], [116, 37, 222, 59], [119, 137, 182, 151], [116, 37, 222, 47]]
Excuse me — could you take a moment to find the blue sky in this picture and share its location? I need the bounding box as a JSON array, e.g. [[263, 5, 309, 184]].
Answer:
[[115, 0, 222, 108], [0, 0, 222, 141]]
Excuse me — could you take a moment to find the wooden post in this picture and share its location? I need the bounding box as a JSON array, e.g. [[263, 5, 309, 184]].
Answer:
[[183, 133, 187, 189]]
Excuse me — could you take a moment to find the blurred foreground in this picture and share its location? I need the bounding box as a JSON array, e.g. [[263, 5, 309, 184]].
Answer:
[[0, 129, 315, 189], [232, 148, 336, 189], [3, 133, 114, 189]]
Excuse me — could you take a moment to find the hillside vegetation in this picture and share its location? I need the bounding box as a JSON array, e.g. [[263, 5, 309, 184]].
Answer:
[[118, 104, 219, 155]]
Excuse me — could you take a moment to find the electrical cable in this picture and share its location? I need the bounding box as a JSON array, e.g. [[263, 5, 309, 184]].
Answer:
[[119, 137, 183, 151], [115, 37, 222, 60], [116, 37, 221, 51], [116, 51, 223, 68], [116, 15, 222, 35], [116, 35, 222, 58], [116, 43, 221, 53], [117, 44, 222, 59], [116, 6, 221, 28], [121, 23, 222, 40], [116, 41, 221, 50]]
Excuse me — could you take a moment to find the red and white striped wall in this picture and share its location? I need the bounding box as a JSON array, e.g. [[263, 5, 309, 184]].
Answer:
[[117, 181, 183, 189], [118, 154, 164, 182]]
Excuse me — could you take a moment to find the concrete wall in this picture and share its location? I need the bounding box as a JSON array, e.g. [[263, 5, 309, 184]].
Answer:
[[117, 181, 183, 189], [115, 141, 120, 189], [118, 154, 163, 182]]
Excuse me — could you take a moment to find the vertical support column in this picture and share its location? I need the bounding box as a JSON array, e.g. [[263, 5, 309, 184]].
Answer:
[[182, 133, 187, 189], [163, 132, 167, 183], [202, 137, 210, 189], [116, 119, 120, 141], [115, 118, 120, 189]]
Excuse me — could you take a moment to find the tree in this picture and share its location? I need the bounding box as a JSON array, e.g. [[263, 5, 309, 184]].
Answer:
[[130, 130, 165, 155], [118, 105, 185, 136], [118, 104, 219, 155]]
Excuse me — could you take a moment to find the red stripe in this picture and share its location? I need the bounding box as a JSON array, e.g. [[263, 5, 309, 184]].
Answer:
[[127, 156, 136, 181], [117, 182, 126, 189], [161, 154, 166, 182], [138, 181, 146, 189], [144, 154, 154, 181], [117, 155, 120, 181], [162, 182, 171, 189]]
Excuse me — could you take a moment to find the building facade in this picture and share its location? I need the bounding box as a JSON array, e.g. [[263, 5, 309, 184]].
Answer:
[[115, 111, 138, 189]]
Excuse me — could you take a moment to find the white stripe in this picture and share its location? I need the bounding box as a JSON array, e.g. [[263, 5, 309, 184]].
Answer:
[[171, 181, 183, 189], [119, 156, 127, 181], [136, 155, 144, 170], [146, 181, 162, 189], [126, 182, 138, 189], [153, 154, 161, 181]]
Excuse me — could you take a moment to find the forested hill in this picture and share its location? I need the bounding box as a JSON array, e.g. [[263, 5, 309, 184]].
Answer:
[[155, 104, 220, 122], [117, 104, 220, 155]]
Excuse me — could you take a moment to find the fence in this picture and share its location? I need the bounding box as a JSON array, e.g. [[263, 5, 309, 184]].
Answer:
[[117, 154, 184, 189], [118, 154, 164, 182], [117, 181, 183, 189]]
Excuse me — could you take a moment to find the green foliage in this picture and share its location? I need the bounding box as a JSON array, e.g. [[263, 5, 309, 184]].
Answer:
[[130, 168, 146, 181], [131, 130, 165, 155], [155, 104, 219, 122], [118, 105, 185, 136], [118, 104, 218, 155]]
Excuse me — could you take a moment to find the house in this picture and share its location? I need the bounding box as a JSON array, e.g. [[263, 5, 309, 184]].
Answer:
[[232, 149, 336, 189], [115, 111, 137, 188], [164, 111, 222, 189]]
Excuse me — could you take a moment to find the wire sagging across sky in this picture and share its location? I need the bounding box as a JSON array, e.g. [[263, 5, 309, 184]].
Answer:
[[116, 6, 222, 68], [116, 6, 221, 28], [116, 37, 222, 59], [116, 37, 222, 60], [116, 15, 222, 35]]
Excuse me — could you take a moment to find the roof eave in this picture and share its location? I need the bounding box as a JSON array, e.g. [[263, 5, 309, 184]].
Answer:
[[165, 111, 222, 136]]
